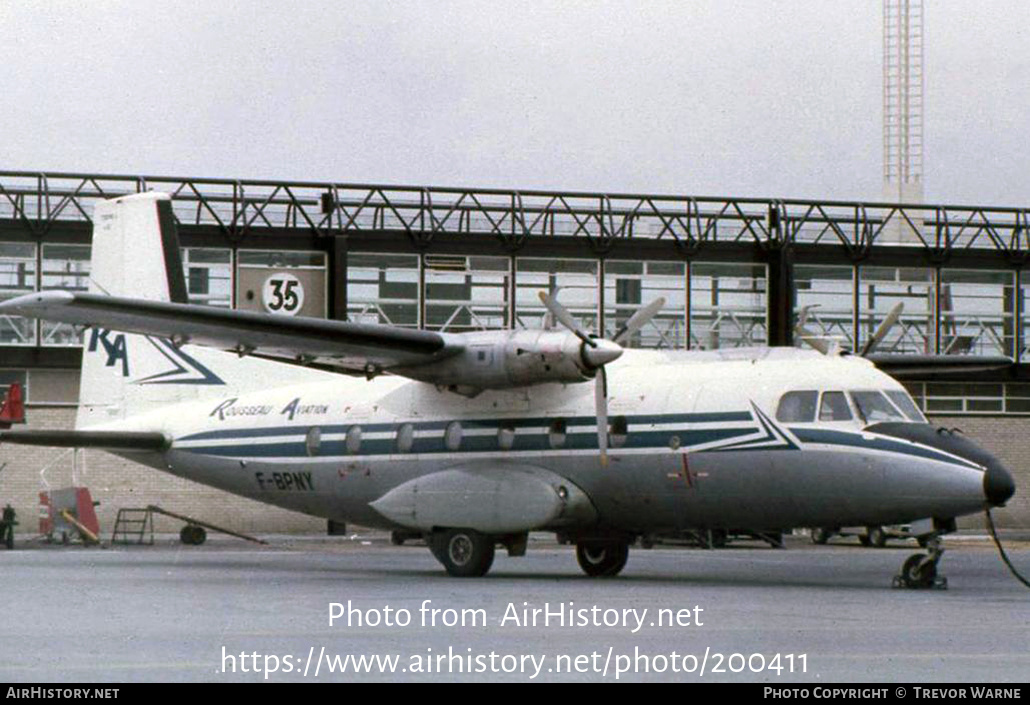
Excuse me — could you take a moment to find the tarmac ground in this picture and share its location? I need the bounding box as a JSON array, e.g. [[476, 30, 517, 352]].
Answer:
[[2, 531, 1028, 683]]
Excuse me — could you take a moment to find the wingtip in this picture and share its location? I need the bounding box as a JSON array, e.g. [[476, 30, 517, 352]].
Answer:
[[0, 290, 76, 314]]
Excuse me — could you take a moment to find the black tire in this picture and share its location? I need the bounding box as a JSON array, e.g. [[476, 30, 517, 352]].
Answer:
[[811, 528, 830, 545], [390, 531, 406, 546], [710, 529, 728, 549], [576, 541, 629, 577], [180, 525, 206, 545], [431, 529, 495, 577], [901, 553, 937, 588], [867, 526, 887, 548]]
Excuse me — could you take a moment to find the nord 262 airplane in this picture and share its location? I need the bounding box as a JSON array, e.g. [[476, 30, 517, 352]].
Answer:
[[0, 193, 1017, 587]]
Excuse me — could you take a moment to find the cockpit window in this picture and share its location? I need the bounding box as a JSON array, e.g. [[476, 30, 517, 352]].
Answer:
[[819, 391, 853, 421], [776, 390, 818, 423], [885, 390, 927, 423], [850, 391, 906, 423]]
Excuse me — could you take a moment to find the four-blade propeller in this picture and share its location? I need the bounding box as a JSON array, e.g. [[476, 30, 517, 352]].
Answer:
[[538, 291, 666, 465]]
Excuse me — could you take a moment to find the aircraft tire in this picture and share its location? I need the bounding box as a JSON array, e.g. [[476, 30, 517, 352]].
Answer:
[[432, 529, 495, 577], [180, 525, 206, 545], [900, 553, 937, 588], [811, 528, 831, 545], [867, 526, 887, 548], [576, 541, 629, 577]]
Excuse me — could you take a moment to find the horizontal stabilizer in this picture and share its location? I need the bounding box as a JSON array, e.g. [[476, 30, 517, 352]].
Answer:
[[869, 354, 1013, 377], [0, 429, 169, 451], [0, 291, 459, 372]]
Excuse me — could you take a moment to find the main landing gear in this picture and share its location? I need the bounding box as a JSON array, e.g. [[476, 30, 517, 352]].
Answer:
[[576, 540, 630, 577], [892, 534, 948, 590]]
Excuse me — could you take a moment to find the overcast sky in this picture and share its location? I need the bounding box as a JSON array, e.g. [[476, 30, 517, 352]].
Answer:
[[1, 1, 1027, 205]]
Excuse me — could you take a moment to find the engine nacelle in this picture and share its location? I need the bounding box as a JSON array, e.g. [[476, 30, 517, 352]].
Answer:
[[397, 330, 612, 394]]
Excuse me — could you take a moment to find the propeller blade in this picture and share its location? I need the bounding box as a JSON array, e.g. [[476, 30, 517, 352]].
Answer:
[[795, 325, 832, 355], [612, 297, 667, 345], [595, 367, 609, 466], [538, 291, 595, 347], [794, 304, 819, 332], [860, 302, 904, 356]]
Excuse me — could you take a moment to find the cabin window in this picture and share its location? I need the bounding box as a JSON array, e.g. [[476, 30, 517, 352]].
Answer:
[[548, 419, 567, 448], [346, 425, 362, 454], [444, 421, 463, 451], [396, 423, 414, 453], [498, 424, 516, 450], [775, 390, 818, 422], [609, 415, 628, 448], [850, 391, 906, 423], [885, 390, 927, 423], [305, 427, 322, 457], [818, 391, 852, 422]]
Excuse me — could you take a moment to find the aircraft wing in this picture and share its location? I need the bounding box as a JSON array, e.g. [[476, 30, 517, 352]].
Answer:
[[0, 291, 461, 372]]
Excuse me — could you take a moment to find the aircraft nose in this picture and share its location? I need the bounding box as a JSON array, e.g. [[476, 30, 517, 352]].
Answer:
[[983, 461, 1016, 507]]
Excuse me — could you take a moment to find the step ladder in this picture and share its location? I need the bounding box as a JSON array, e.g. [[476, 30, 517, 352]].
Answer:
[[111, 508, 154, 545]]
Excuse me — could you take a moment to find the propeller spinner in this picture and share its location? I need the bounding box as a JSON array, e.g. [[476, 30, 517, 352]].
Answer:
[[538, 291, 665, 465]]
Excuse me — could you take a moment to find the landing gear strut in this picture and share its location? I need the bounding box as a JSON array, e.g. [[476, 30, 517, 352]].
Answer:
[[893, 535, 948, 590]]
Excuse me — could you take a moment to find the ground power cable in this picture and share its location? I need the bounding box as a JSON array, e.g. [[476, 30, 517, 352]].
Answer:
[[985, 508, 1030, 590]]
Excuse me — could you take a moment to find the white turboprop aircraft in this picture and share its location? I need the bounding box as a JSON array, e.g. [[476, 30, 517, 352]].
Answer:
[[0, 193, 1016, 587]]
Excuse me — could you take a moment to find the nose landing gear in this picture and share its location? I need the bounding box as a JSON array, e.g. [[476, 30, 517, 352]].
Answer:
[[892, 535, 948, 590]]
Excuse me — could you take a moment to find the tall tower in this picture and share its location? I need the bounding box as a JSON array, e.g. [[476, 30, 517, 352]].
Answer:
[[883, 0, 924, 211]]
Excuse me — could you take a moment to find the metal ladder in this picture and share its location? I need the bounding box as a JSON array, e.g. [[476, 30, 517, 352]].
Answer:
[[111, 508, 154, 545]]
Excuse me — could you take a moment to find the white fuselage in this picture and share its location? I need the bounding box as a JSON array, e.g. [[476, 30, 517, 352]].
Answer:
[[103, 347, 990, 535]]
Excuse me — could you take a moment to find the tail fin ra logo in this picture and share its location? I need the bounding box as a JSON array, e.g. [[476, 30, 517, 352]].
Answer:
[[88, 328, 129, 376], [87, 328, 224, 385]]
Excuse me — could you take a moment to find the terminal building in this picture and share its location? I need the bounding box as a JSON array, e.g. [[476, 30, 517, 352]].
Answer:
[[0, 171, 1028, 534]]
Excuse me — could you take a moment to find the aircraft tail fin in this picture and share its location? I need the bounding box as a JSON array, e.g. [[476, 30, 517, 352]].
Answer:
[[76, 193, 335, 429]]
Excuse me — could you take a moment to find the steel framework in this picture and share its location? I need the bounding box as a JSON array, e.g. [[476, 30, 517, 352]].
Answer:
[[1, 172, 1030, 261]]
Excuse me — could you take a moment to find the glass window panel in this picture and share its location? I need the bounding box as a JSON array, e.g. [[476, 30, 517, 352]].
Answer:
[[794, 265, 855, 352], [182, 248, 232, 308], [776, 390, 818, 422], [40, 244, 90, 346], [0, 242, 37, 345], [885, 390, 927, 422], [424, 256, 509, 333], [347, 253, 419, 328], [819, 391, 853, 421], [238, 251, 325, 268], [967, 399, 1003, 412], [603, 260, 686, 349], [858, 266, 934, 354], [940, 269, 1015, 357], [1005, 398, 1030, 413], [851, 390, 906, 422], [690, 262, 767, 349], [516, 258, 598, 331], [926, 398, 963, 413]]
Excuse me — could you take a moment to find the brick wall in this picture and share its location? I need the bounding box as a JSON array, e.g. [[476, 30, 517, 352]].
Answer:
[[928, 415, 1029, 530]]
